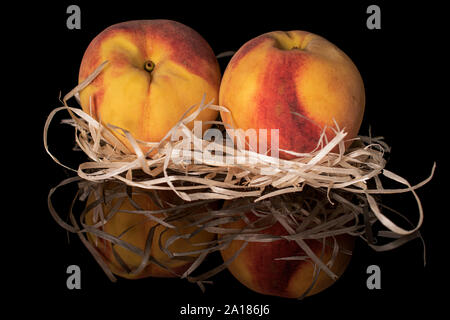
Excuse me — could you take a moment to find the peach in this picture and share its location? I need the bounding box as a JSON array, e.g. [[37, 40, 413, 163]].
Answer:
[[78, 19, 221, 153], [85, 184, 217, 279], [220, 207, 355, 298], [219, 30, 365, 158]]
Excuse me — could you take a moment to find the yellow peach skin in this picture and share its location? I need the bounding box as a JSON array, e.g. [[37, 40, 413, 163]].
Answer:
[[85, 186, 217, 279], [219, 30, 365, 158], [79, 19, 221, 153], [220, 210, 355, 298]]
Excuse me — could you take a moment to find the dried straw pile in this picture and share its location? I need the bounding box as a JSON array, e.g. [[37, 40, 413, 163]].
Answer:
[[45, 61, 435, 288]]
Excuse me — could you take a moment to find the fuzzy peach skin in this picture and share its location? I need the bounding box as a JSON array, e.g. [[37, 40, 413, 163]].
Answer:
[[78, 19, 221, 153], [85, 186, 217, 279], [220, 209, 355, 298], [219, 30, 365, 158]]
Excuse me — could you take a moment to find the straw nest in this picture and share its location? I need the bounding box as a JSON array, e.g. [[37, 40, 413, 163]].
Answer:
[[45, 61, 435, 290]]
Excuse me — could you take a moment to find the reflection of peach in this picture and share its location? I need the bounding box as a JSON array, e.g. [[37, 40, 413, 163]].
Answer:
[[220, 211, 355, 298], [219, 30, 365, 158], [85, 186, 217, 279], [79, 20, 221, 153]]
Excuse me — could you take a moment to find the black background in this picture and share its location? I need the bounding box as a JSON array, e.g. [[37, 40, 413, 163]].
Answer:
[[9, 0, 447, 317]]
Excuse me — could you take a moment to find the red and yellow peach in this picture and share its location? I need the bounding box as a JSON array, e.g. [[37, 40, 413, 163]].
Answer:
[[78, 19, 221, 153], [219, 30, 365, 158]]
